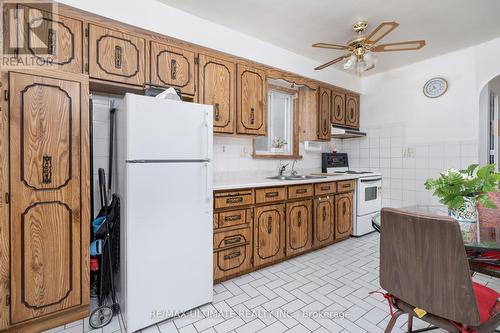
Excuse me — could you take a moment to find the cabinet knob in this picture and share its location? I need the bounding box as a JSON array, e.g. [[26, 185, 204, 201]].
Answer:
[[267, 216, 272, 234], [114, 45, 122, 69], [250, 107, 255, 125], [214, 103, 220, 121]]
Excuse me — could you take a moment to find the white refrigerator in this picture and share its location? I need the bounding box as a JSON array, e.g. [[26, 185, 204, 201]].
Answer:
[[117, 93, 213, 333]]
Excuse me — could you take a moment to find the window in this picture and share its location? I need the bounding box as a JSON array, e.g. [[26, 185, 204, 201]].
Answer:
[[255, 88, 294, 156]]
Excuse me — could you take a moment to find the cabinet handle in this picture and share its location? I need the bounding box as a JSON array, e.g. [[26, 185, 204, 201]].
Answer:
[[342, 184, 351, 188], [297, 211, 302, 227], [47, 28, 56, 55], [170, 59, 177, 80], [319, 196, 330, 201], [343, 202, 347, 216], [265, 191, 279, 198], [250, 107, 255, 125], [226, 197, 243, 204], [267, 216, 272, 234], [214, 103, 220, 121], [42, 155, 52, 184], [114, 45, 122, 69], [224, 214, 242, 222], [224, 251, 241, 260], [322, 207, 327, 220], [296, 188, 307, 194], [323, 119, 327, 133], [336, 105, 341, 118], [320, 186, 330, 191], [224, 236, 242, 245]]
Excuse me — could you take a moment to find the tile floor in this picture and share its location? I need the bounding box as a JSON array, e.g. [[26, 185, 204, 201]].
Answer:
[[43, 233, 499, 333]]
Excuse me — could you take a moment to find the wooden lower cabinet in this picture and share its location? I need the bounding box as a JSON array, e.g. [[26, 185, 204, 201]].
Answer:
[[213, 182, 354, 282], [335, 192, 353, 239], [253, 204, 285, 267], [313, 196, 335, 247], [286, 200, 312, 256], [4, 70, 90, 330], [213, 245, 252, 281]]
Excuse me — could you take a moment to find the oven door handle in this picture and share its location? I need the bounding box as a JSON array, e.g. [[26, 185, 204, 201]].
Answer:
[[360, 178, 382, 183]]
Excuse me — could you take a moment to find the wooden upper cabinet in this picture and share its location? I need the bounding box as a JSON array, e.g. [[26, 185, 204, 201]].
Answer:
[[198, 54, 236, 134], [88, 24, 146, 86], [318, 87, 331, 140], [286, 200, 312, 256], [345, 93, 360, 128], [335, 193, 353, 239], [236, 64, 267, 136], [331, 91, 346, 126], [14, 5, 83, 73], [8, 71, 89, 324], [253, 204, 285, 267], [313, 196, 334, 247], [150, 41, 195, 95]]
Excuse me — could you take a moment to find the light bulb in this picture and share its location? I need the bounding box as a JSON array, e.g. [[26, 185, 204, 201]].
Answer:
[[344, 54, 356, 69], [355, 60, 368, 74], [363, 52, 378, 66]]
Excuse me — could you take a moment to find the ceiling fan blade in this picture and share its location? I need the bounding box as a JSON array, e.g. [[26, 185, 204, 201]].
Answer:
[[372, 40, 426, 52], [314, 54, 350, 70], [365, 21, 399, 45], [312, 42, 350, 50]]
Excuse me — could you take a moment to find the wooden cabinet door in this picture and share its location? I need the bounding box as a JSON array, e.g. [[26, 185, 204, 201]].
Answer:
[[8, 71, 89, 324], [318, 87, 331, 140], [335, 193, 353, 239], [236, 64, 267, 135], [345, 94, 360, 128], [88, 24, 146, 86], [313, 196, 334, 247], [331, 91, 346, 126], [254, 204, 285, 267], [150, 41, 195, 95], [14, 5, 83, 73], [198, 54, 235, 134], [286, 200, 312, 256]]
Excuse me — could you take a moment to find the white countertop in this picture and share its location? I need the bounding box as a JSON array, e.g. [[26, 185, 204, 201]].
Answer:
[[213, 173, 360, 191]]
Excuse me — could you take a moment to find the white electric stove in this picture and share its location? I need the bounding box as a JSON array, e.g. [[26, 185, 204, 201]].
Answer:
[[322, 153, 382, 236]]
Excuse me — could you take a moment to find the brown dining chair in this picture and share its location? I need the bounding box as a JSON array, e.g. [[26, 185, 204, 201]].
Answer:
[[379, 208, 500, 333]]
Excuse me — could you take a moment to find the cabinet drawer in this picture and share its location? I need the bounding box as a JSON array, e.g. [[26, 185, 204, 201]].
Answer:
[[337, 180, 355, 193], [214, 190, 253, 209], [214, 227, 251, 250], [288, 184, 314, 199], [315, 182, 337, 196], [255, 187, 287, 204], [213, 244, 252, 281], [218, 209, 247, 229]]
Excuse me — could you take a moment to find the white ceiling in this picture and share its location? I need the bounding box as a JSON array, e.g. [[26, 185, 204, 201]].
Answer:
[[158, 0, 500, 75]]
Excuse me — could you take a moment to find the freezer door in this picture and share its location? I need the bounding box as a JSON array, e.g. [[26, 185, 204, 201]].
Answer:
[[124, 162, 213, 332], [123, 93, 213, 161]]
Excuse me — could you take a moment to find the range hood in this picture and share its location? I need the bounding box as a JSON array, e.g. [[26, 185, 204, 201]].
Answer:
[[331, 125, 366, 139]]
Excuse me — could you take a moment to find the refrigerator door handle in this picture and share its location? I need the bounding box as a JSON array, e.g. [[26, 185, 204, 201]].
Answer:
[[205, 162, 212, 203], [204, 111, 212, 160]]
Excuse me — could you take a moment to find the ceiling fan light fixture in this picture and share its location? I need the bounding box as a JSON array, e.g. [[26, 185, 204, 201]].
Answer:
[[343, 54, 357, 69], [363, 51, 378, 66]]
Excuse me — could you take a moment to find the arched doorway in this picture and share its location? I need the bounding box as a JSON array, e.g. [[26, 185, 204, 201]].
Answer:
[[479, 75, 500, 171]]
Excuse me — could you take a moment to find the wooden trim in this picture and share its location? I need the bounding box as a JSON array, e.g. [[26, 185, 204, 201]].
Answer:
[[0, 72, 10, 331]]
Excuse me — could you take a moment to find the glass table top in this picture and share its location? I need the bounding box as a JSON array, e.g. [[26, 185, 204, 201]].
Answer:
[[371, 205, 500, 250]]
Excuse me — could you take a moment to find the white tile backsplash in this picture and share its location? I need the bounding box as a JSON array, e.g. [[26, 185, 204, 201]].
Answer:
[[339, 123, 479, 208]]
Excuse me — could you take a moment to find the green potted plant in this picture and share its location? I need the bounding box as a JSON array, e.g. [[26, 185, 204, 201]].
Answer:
[[425, 163, 500, 221], [425, 164, 500, 241]]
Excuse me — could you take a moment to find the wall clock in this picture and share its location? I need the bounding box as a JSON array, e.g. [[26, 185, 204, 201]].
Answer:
[[423, 77, 448, 98]]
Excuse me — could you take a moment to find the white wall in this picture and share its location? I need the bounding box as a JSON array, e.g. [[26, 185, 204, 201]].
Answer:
[[56, 0, 361, 92]]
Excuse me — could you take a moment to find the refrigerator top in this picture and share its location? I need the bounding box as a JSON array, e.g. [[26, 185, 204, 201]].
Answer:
[[118, 94, 213, 162]]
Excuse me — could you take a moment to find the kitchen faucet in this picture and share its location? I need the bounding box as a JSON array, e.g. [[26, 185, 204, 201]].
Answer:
[[290, 160, 298, 177], [278, 163, 289, 177]]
